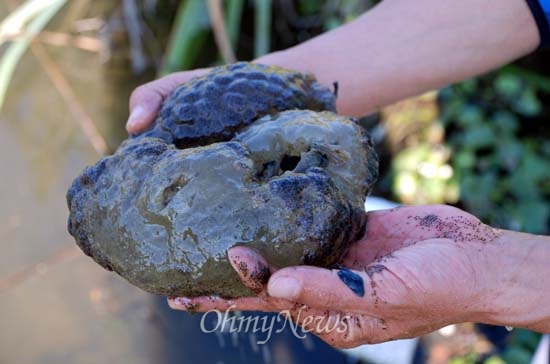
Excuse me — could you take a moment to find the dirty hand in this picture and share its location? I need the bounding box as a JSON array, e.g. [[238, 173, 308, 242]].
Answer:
[[168, 205, 543, 348], [125, 68, 210, 134]]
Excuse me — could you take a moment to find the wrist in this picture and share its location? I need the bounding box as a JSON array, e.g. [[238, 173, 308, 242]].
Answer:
[[477, 230, 550, 332]]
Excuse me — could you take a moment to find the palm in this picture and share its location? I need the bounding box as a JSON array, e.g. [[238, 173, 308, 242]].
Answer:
[[287, 205, 499, 346]]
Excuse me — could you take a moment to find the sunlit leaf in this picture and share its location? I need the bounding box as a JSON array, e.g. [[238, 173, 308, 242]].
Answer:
[[0, 0, 66, 111], [159, 0, 211, 75]]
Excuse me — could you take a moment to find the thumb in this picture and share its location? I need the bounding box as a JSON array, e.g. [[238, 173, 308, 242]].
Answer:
[[267, 265, 390, 314], [126, 69, 210, 134]]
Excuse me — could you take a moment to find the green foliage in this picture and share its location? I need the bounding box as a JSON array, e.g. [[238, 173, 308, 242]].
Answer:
[[449, 351, 479, 364], [497, 329, 542, 364], [385, 92, 460, 205], [484, 356, 506, 364], [392, 143, 459, 204], [318, 0, 375, 30], [440, 70, 550, 234], [444, 329, 542, 364]]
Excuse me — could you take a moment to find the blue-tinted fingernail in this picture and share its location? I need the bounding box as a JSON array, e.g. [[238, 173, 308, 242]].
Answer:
[[337, 267, 364, 297]]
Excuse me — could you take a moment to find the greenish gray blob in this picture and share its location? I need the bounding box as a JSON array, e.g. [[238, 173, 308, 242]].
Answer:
[[235, 110, 378, 209], [67, 63, 378, 298], [67, 110, 377, 297], [139, 62, 336, 148]]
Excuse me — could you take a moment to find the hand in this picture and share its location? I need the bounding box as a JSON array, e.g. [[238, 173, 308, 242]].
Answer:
[[168, 205, 514, 348], [126, 68, 210, 134]]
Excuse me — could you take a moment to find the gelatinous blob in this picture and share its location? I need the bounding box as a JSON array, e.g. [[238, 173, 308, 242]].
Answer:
[[138, 62, 337, 148], [67, 63, 378, 298]]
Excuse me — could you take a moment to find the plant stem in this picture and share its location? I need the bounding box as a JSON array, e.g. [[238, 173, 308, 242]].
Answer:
[[207, 0, 236, 63], [159, 0, 211, 76], [225, 0, 244, 49], [254, 0, 271, 58]]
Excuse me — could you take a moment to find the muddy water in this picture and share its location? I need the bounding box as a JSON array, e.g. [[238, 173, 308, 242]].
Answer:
[[0, 3, 153, 363], [0, 3, 352, 363]]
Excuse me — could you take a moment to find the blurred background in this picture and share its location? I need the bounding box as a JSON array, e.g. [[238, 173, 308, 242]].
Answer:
[[0, 1, 548, 363]]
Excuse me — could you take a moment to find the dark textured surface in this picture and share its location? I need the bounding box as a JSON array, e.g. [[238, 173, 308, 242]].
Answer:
[[138, 62, 336, 148], [67, 63, 378, 297]]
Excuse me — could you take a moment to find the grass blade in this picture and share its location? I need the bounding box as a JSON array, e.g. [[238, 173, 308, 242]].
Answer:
[[225, 0, 244, 49], [0, 0, 60, 43], [0, 0, 67, 111], [254, 0, 271, 58], [159, 0, 211, 76]]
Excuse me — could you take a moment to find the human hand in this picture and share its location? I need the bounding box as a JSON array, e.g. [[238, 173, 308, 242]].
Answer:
[[126, 68, 210, 134], [168, 205, 517, 348]]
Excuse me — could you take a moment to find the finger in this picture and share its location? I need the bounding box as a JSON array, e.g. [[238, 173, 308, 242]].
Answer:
[[169, 246, 300, 313], [168, 296, 275, 312], [306, 314, 393, 348], [227, 247, 308, 311], [227, 246, 272, 295], [168, 293, 303, 312], [126, 69, 209, 134], [282, 305, 392, 348], [267, 265, 383, 313]]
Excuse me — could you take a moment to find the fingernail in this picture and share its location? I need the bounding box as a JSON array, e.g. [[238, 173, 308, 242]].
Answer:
[[174, 297, 191, 306], [227, 249, 241, 266], [126, 106, 145, 131], [268, 276, 300, 299]]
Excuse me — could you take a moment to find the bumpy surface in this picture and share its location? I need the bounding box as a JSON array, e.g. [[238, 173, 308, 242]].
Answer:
[[138, 62, 336, 148], [67, 63, 378, 298]]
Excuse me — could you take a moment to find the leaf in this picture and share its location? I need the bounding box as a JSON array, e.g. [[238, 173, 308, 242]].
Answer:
[[461, 124, 494, 149], [514, 200, 549, 233], [0, 0, 67, 111], [492, 110, 518, 135], [495, 139, 523, 171], [501, 64, 550, 93], [456, 105, 484, 127], [513, 88, 541, 117], [453, 149, 476, 170], [159, 0, 211, 75], [495, 73, 522, 99], [0, 0, 60, 44]]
